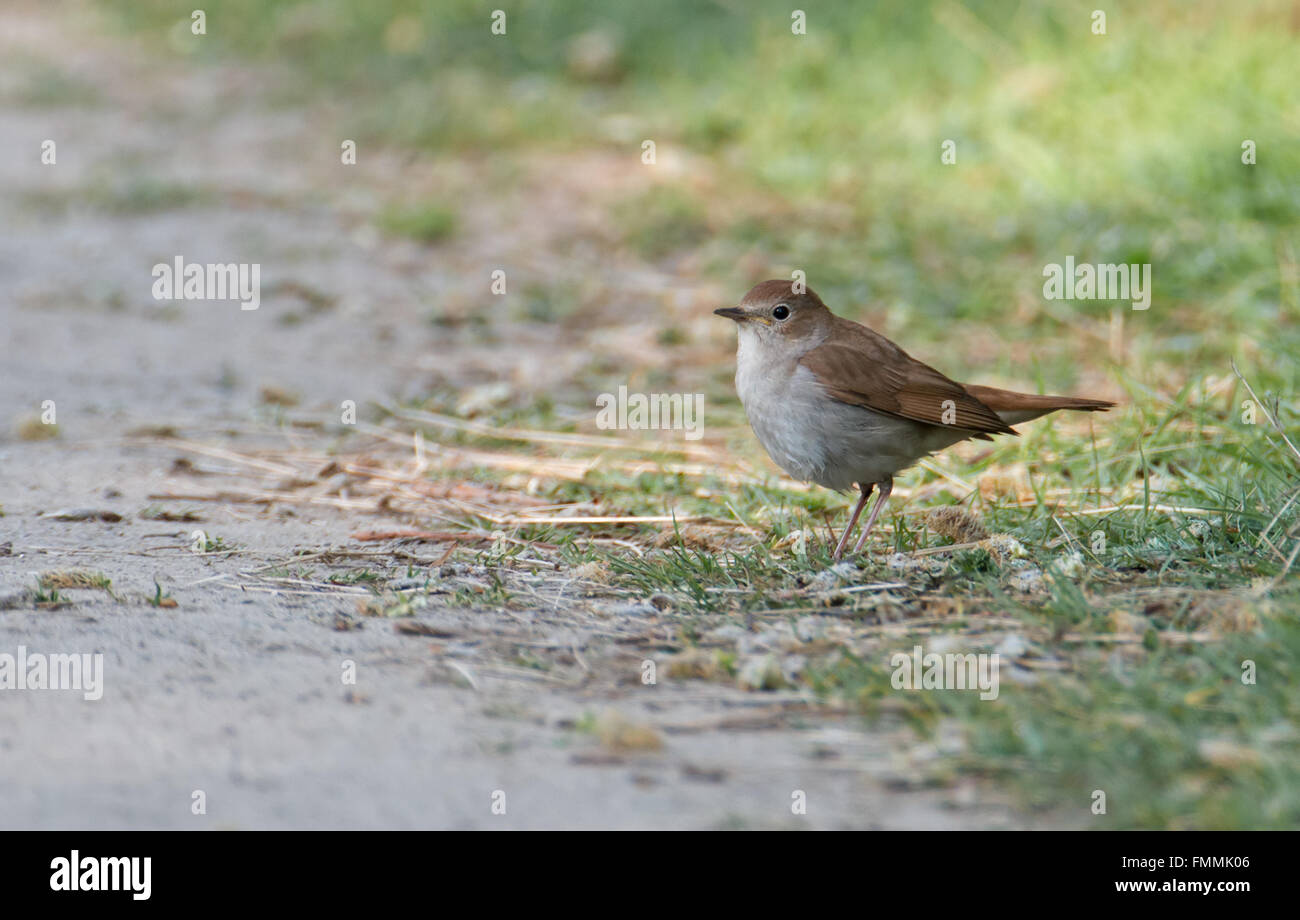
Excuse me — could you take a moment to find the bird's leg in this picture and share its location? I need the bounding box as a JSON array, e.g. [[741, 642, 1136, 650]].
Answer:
[[851, 477, 894, 556], [832, 482, 873, 562]]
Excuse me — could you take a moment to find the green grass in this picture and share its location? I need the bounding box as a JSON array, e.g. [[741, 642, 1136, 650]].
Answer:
[[809, 614, 1300, 828], [148, 581, 176, 607], [376, 202, 457, 243], [401, 373, 1299, 828], [326, 569, 387, 586]]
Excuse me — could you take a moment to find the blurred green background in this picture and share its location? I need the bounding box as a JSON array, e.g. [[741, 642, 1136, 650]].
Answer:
[[101, 0, 1300, 394]]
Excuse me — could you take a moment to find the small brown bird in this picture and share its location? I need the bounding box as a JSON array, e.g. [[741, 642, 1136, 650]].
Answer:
[[716, 280, 1114, 560]]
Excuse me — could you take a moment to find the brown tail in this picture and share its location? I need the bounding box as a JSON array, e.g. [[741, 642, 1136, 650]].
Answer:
[[964, 384, 1115, 425]]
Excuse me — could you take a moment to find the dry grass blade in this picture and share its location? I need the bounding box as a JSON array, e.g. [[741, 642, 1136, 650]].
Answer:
[[162, 440, 302, 476], [1231, 359, 1300, 469], [382, 405, 726, 461]]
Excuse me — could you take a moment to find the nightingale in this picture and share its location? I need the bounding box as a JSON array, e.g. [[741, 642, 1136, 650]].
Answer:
[[716, 280, 1114, 560]]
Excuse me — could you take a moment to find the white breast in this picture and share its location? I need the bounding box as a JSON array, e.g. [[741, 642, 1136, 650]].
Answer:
[[734, 330, 964, 490]]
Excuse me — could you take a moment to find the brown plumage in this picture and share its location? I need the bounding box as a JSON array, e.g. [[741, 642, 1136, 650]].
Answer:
[[716, 280, 1116, 559], [960, 384, 1115, 420], [800, 325, 1018, 435]]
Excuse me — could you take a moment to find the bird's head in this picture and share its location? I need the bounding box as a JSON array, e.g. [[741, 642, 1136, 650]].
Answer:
[[714, 280, 833, 347], [717, 276, 826, 337]]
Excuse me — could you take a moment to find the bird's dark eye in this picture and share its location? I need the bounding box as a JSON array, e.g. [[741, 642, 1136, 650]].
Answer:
[[773, 304, 791, 320]]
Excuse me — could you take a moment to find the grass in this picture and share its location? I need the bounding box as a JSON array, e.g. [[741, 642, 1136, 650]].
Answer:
[[148, 581, 177, 608], [809, 615, 1300, 828], [389, 357, 1299, 828], [91, 0, 1300, 828], [194, 533, 236, 554], [375, 202, 457, 243], [326, 569, 387, 586], [38, 570, 115, 593], [15, 417, 59, 441]]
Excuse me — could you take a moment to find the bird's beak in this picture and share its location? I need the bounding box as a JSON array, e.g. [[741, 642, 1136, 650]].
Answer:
[[713, 306, 748, 322]]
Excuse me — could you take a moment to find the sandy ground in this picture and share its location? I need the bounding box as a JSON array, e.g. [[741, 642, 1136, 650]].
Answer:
[[0, 2, 1032, 829]]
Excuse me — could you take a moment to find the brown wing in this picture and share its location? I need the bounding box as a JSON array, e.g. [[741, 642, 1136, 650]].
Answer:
[[799, 320, 1016, 436]]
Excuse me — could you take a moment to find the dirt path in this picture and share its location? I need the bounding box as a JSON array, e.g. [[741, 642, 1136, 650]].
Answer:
[[0, 2, 1030, 829]]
